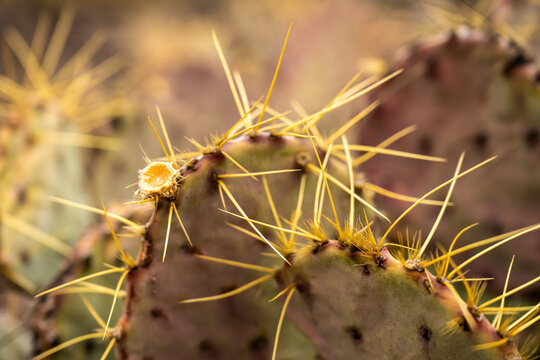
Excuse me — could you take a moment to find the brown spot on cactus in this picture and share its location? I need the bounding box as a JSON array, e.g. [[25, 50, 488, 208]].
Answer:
[[419, 325, 433, 342], [524, 127, 538, 148], [249, 333, 270, 354], [345, 325, 363, 343]]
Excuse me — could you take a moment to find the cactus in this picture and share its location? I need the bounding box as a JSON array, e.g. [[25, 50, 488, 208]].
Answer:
[[278, 242, 520, 360], [33, 127, 540, 359], [0, 3, 531, 359], [0, 9, 127, 359], [27, 28, 540, 360], [0, 7, 126, 287], [26, 30, 425, 358], [33, 74, 409, 359], [359, 27, 540, 296]]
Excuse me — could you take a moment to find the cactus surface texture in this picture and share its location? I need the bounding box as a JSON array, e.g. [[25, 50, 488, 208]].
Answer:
[[278, 242, 519, 360]]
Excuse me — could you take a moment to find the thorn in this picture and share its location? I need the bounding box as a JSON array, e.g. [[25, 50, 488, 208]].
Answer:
[[305, 126, 341, 231], [271, 285, 296, 360], [416, 152, 464, 259], [172, 202, 192, 246], [162, 202, 174, 262], [102, 199, 135, 268], [380, 156, 497, 246], [218, 180, 290, 264], [32, 332, 106, 360], [35, 267, 124, 298], [50, 196, 142, 229], [341, 135, 355, 234], [147, 115, 172, 162], [156, 106, 178, 167], [219, 169, 301, 179], [103, 269, 129, 339], [211, 30, 245, 117], [448, 225, 540, 280], [180, 273, 274, 304], [255, 22, 292, 134], [493, 256, 515, 329], [195, 254, 275, 273]]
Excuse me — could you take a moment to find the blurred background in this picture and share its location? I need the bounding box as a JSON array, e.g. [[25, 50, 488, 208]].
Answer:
[[1, 0, 538, 196]]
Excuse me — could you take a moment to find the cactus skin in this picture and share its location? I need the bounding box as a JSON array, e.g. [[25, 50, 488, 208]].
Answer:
[[116, 133, 358, 360], [277, 241, 519, 360], [360, 28, 540, 294]]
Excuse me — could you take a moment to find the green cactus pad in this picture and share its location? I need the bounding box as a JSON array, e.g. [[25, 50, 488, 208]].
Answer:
[[277, 241, 519, 360]]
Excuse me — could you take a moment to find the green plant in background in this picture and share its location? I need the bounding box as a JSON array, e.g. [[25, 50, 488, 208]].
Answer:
[[27, 27, 539, 360], [0, 7, 127, 359], [0, 6, 126, 288]]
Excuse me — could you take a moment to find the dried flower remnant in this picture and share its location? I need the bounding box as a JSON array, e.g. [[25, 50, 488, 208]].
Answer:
[[136, 161, 181, 200]]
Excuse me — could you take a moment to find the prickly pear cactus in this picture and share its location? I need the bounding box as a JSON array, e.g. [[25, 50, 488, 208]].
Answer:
[[34, 122, 540, 360], [116, 136, 537, 360], [360, 28, 540, 293], [117, 131, 370, 359], [29, 27, 539, 360]]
